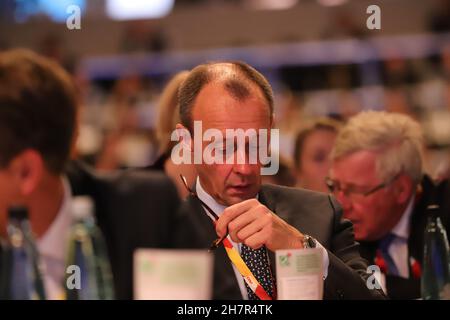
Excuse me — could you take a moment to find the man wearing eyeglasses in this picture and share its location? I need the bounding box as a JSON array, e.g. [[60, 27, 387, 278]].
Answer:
[[329, 111, 450, 299], [173, 61, 385, 300]]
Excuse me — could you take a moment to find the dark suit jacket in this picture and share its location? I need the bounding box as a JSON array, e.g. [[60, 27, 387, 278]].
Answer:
[[358, 176, 450, 300], [66, 161, 180, 299], [173, 183, 385, 300]]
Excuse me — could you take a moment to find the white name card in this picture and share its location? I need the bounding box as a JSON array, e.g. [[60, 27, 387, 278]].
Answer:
[[134, 249, 213, 300], [275, 248, 324, 300]]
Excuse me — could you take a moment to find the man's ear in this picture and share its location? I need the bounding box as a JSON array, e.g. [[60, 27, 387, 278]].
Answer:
[[175, 123, 193, 152], [266, 115, 275, 158], [8, 150, 45, 196], [394, 174, 414, 204]]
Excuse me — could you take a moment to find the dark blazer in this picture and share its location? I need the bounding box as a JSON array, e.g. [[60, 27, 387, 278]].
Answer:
[[358, 176, 450, 300], [66, 161, 180, 299], [173, 183, 385, 300]]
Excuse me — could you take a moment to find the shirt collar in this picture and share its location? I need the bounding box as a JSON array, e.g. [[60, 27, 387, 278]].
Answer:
[[37, 176, 73, 262], [196, 177, 227, 220], [391, 193, 415, 240]]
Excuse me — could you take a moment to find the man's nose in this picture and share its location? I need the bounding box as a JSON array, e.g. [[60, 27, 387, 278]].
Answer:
[[232, 162, 253, 176], [231, 147, 254, 176]]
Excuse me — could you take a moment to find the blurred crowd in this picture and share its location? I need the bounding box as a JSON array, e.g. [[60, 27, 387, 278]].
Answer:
[[70, 48, 450, 300], [64, 42, 450, 194], [1, 0, 450, 301], [1, 46, 449, 300]]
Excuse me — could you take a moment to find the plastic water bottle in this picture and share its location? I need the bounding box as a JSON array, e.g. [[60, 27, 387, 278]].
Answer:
[[3, 206, 46, 300], [64, 196, 114, 299], [421, 204, 450, 300]]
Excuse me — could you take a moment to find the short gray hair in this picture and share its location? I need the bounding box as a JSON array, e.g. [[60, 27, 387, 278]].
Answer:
[[331, 111, 424, 184]]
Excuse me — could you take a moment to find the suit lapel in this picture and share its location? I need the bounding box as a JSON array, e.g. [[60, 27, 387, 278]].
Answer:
[[184, 196, 217, 244], [185, 196, 242, 299], [358, 240, 378, 264], [408, 176, 434, 264], [259, 185, 289, 221]]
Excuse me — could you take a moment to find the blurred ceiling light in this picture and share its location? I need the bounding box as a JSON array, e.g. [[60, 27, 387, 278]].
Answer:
[[317, 0, 348, 6], [245, 0, 298, 10], [106, 0, 174, 20], [14, 0, 86, 23]]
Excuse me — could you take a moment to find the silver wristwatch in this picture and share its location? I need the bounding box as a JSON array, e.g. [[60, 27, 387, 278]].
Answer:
[[302, 234, 317, 248]]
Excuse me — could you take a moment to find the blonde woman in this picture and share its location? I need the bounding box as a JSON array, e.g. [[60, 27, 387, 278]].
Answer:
[[148, 71, 197, 198]]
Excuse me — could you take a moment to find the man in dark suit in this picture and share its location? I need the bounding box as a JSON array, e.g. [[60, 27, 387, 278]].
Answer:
[[66, 161, 179, 299], [329, 111, 450, 299], [172, 61, 385, 299], [0, 49, 179, 299]]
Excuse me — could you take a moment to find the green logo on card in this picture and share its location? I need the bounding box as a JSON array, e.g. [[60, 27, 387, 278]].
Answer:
[[279, 252, 292, 267]]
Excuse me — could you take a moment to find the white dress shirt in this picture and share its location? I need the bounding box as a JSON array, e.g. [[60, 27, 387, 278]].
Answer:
[[37, 176, 73, 300], [196, 177, 329, 299], [387, 194, 415, 279]]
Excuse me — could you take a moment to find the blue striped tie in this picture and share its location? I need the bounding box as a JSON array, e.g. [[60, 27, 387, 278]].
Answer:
[[378, 233, 400, 276]]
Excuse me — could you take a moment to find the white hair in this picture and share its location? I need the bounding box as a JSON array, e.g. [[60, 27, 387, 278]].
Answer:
[[331, 111, 424, 184]]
